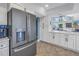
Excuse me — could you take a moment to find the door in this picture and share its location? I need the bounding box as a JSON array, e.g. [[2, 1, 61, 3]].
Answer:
[[0, 41, 9, 56], [49, 32, 53, 43], [27, 14, 36, 42], [52, 33, 61, 45], [1, 47, 9, 56], [39, 17, 45, 41], [60, 33, 68, 48], [0, 48, 1, 55], [36, 17, 40, 40], [68, 34, 75, 50], [76, 33, 79, 51], [11, 41, 36, 56], [11, 8, 28, 48]]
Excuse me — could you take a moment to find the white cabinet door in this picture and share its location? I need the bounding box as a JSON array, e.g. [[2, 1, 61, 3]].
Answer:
[[52, 33, 56, 44], [60, 34, 68, 48], [1, 47, 9, 56], [53, 33, 61, 45], [0, 39, 9, 56], [76, 33, 79, 51], [0, 49, 2, 56], [49, 33, 53, 43], [76, 39, 79, 51], [68, 34, 75, 50]]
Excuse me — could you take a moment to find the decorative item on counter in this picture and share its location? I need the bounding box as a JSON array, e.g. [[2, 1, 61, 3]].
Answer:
[[59, 24, 63, 28], [58, 24, 63, 31], [73, 22, 78, 29], [66, 23, 72, 28], [73, 19, 79, 32]]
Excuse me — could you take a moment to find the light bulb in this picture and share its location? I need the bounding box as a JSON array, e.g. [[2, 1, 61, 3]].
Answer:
[[45, 4, 48, 7]]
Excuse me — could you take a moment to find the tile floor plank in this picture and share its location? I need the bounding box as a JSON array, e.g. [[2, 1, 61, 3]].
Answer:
[[36, 41, 79, 56]]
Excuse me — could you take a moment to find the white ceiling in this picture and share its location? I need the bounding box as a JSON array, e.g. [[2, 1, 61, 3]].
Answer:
[[17, 3, 65, 16], [0, 3, 74, 17], [20, 3, 65, 11]]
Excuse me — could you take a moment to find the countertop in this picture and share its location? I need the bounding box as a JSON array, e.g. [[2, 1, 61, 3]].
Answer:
[[0, 37, 9, 42], [49, 30, 79, 35]]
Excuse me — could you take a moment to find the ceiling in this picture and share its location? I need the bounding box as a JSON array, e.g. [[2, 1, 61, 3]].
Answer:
[[17, 3, 65, 16], [0, 3, 74, 17], [0, 3, 65, 17], [19, 3, 65, 11]]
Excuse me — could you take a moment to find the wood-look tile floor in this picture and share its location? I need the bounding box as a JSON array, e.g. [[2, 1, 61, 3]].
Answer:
[[36, 41, 79, 56]]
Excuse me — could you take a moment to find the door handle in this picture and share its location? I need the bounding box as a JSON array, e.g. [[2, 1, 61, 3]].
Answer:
[[14, 41, 37, 52], [53, 36, 55, 39]]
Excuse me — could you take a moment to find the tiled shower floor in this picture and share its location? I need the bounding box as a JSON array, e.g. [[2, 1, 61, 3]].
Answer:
[[36, 41, 79, 56]]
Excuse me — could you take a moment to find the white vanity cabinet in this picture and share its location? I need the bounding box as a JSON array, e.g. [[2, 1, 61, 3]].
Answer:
[[0, 37, 9, 56]]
